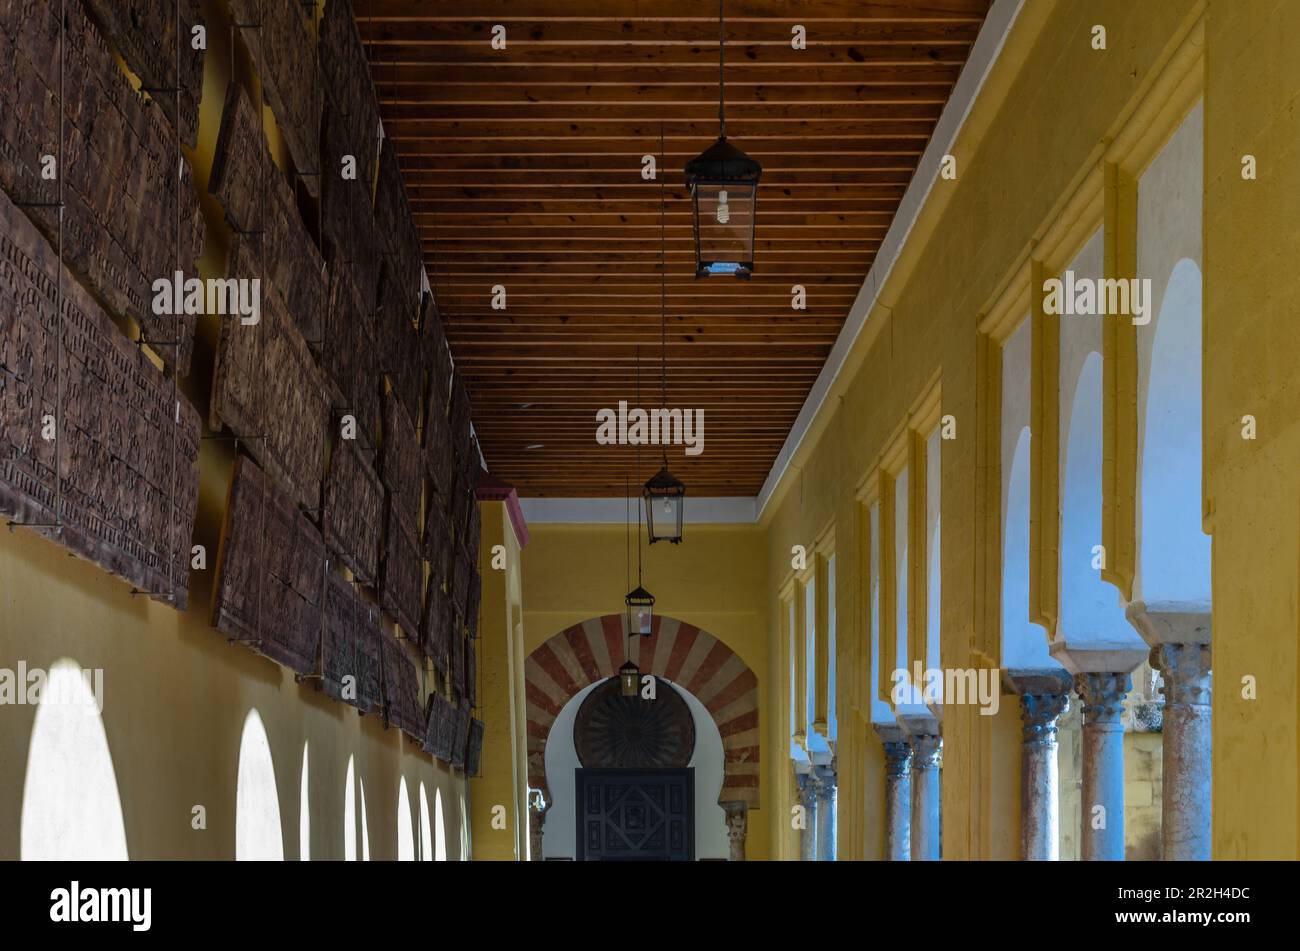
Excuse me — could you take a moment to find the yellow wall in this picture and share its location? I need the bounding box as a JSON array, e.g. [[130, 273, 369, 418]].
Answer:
[[0, 0, 468, 860], [519, 522, 771, 860]]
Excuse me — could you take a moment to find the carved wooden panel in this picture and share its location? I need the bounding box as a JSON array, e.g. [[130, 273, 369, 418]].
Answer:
[[227, 0, 321, 199], [465, 718, 485, 778], [450, 375, 473, 463], [323, 439, 382, 585], [424, 409, 453, 500], [423, 496, 451, 590], [421, 692, 454, 762], [0, 189, 201, 608], [465, 637, 477, 708], [354, 604, 384, 716], [449, 471, 474, 552], [422, 298, 452, 421], [450, 544, 472, 619], [574, 677, 696, 770], [212, 456, 324, 675], [0, 0, 204, 373], [380, 392, 420, 535], [210, 82, 326, 344], [380, 499, 421, 641], [321, 112, 379, 320], [80, 0, 205, 147], [374, 140, 421, 343], [450, 627, 466, 702], [321, 261, 378, 450], [381, 631, 425, 741], [383, 308, 423, 431], [465, 568, 482, 641], [420, 573, 452, 678], [211, 235, 326, 514], [320, 0, 380, 198], [320, 572, 381, 714], [465, 497, 482, 565], [451, 704, 471, 771]]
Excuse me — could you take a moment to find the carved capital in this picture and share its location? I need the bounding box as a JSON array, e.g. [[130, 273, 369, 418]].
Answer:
[[1075, 671, 1131, 727], [882, 741, 913, 778], [1020, 691, 1070, 746], [1151, 642, 1212, 709], [796, 772, 819, 809], [910, 734, 942, 771], [723, 800, 748, 861]]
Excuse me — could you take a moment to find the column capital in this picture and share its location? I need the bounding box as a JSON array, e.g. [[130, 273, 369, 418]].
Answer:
[[881, 740, 913, 778], [910, 734, 942, 770], [1151, 642, 1212, 708], [1075, 671, 1131, 727], [796, 772, 819, 809], [1020, 691, 1071, 746], [722, 800, 748, 861]]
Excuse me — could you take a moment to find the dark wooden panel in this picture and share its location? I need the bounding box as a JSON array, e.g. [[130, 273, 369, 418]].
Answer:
[[450, 626, 466, 703], [321, 0, 381, 193], [384, 309, 423, 430], [321, 261, 379, 450], [321, 111, 380, 318], [465, 494, 481, 565], [450, 544, 472, 619], [80, 0, 205, 147], [379, 499, 421, 641], [212, 235, 327, 513], [374, 138, 422, 323], [465, 718, 485, 778], [465, 567, 482, 641], [212, 456, 324, 675], [227, 0, 321, 197], [210, 82, 327, 343], [0, 189, 201, 608], [422, 495, 451, 591], [0, 0, 202, 373], [450, 704, 471, 771], [381, 631, 426, 741], [354, 604, 384, 715], [380, 391, 420, 535], [320, 572, 382, 714], [323, 439, 382, 585], [421, 691, 454, 762], [465, 637, 477, 708]]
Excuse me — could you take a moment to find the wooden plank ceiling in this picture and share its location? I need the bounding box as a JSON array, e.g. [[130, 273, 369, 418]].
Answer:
[[360, 0, 992, 497]]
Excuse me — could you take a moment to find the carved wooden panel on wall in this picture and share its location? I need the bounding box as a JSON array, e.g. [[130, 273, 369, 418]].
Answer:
[[320, 0, 380, 198], [423, 497, 451, 591], [80, 0, 205, 148], [465, 718, 485, 778], [380, 500, 421, 641], [465, 568, 482, 641], [382, 305, 422, 431], [465, 498, 481, 565], [374, 139, 421, 345], [450, 545, 472, 619], [450, 627, 466, 702], [465, 638, 477, 708], [451, 704, 471, 771], [322, 439, 382, 585], [0, 0, 204, 374], [227, 0, 321, 199], [321, 262, 378, 450], [424, 410, 453, 500], [420, 575, 452, 679], [212, 456, 324, 675], [321, 572, 381, 714], [450, 376, 473, 465], [210, 83, 326, 344], [212, 236, 327, 514], [354, 602, 384, 716], [422, 692, 454, 762], [0, 190, 201, 608], [321, 113, 379, 320], [381, 632, 425, 741], [380, 392, 420, 535]]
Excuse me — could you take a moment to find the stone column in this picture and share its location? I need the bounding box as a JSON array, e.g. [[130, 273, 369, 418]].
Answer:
[[813, 766, 837, 861], [1075, 671, 1131, 861], [796, 772, 818, 861], [874, 724, 912, 860], [909, 733, 942, 861], [1126, 602, 1212, 861], [527, 793, 549, 862], [723, 800, 748, 861], [1151, 642, 1212, 860], [1020, 687, 1070, 860]]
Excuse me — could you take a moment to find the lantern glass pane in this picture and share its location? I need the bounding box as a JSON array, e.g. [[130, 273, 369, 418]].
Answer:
[[631, 604, 653, 636], [695, 181, 755, 271]]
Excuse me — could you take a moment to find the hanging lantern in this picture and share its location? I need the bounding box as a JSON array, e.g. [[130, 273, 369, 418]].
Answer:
[[625, 584, 655, 637], [685, 137, 761, 278], [619, 659, 641, 698], [644, 463, 685, 545]]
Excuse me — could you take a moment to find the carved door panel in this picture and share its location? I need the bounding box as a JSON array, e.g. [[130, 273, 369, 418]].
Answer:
[[575, 768, 694, 861]]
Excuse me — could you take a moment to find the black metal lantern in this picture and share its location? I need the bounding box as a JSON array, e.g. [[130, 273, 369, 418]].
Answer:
[[619, 659, 641, 698], [685, 0, 761, 278], [625, 584, 655, 637], [644, 462, 686, 545]]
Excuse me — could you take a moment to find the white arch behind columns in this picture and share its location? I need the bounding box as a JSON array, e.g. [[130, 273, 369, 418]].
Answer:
[[397, 777, 415, 861], [419, 782, 433, 861], [344, 756, 357, 861], [434, 788, 448, 861], [20, 659, 129, 860], [1134, 101, 1209, 607], [235, 709, 284, 861], [540, 679, 729, 860], [299, 743, 310, 861]]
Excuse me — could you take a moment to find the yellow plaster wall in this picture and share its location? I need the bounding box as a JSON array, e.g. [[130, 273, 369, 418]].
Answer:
[[0, 0, 469, 860], [519, 522, 771, 859]]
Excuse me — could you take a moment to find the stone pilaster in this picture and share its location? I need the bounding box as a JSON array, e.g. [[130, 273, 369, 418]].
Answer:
[[1075, 671, 1131, 861], [1127, 601, 1212, 861], [908, 733, 942, 861], [812, 765, 837, 861], [722, 800, 748, 861], [1018, 679, 1071, 860], [874, 724, 912, 861]]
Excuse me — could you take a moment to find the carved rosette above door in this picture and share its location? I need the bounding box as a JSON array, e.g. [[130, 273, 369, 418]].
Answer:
[[574, 677, 696, 770]]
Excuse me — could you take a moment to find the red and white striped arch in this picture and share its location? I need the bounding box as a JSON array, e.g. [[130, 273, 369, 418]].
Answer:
[[525, 614, 760, 809]]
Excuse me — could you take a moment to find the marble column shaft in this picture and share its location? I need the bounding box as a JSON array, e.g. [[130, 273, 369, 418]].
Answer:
[[1152, 642, 1212, 860], [813, 767, 837, 861], [1019, 690, 1070, 860], [909, 735, 942, 861], [1076, 672, 1131, 861], [882, 741, 913, 861], [796, 773, 818, 862]]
